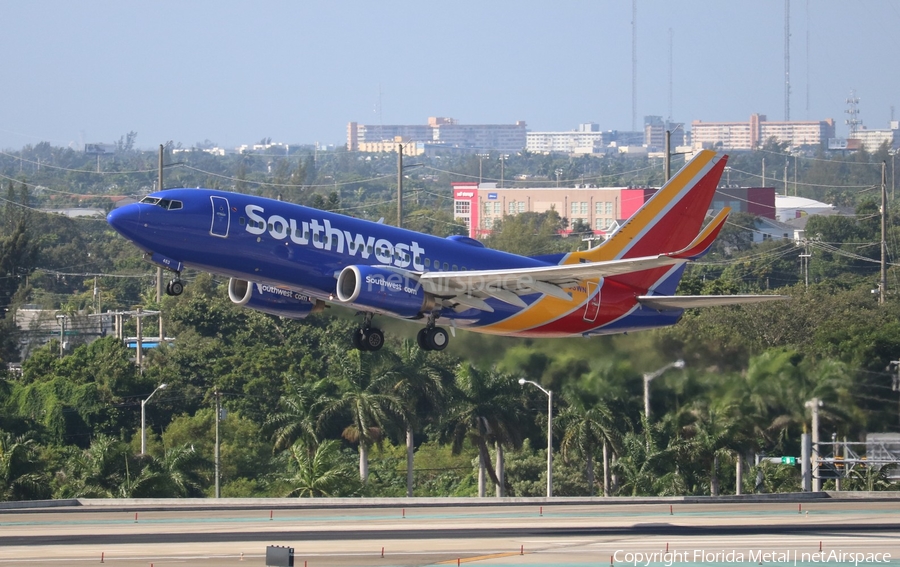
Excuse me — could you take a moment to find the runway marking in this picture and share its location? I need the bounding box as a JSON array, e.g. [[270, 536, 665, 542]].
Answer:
[[437, 552, 523, 564]]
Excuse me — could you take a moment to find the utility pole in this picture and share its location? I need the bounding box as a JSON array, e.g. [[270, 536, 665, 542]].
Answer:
[[880, 161, 887, 304], [762, 157, 766, 187], [135, 307, 143, 369], [799, 240, 810, 288], [664, 130, 671, 181], [397, 143, 403, 228], [215, 390, 221, 498], [158, 145, 165, 339], [891, 360, 900, 429], [794, 153, 798, 196], [805, 398, 822, 492], [783, 163, 788, 197]]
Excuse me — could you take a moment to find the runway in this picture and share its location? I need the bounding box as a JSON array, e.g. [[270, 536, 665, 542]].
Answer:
[[0, 498, 897, 566]]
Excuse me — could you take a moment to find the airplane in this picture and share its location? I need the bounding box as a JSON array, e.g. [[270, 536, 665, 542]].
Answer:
[[107, 149, 785, 352]]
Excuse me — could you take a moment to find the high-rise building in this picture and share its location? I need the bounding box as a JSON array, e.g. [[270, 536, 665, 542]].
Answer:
[[644, 116, 685, 151], [848, 121, 899, 153], [691, 114, 835, 151], [347, 117, 527, 153]]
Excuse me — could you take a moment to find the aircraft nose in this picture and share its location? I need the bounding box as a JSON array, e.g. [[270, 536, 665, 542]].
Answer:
[[107, 204, 140, 237]]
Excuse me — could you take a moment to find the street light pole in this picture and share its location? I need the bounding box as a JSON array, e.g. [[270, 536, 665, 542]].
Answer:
[[643, 360, 685, 419], [805, 397, 823, 492], [140, 383, 167, 455], [519, 378, 553, 497]]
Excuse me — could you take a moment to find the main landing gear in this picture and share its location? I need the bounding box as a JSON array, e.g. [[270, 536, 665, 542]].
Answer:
[[352, 313, 385, 351], [351, 312, 450, 352], [165, 274, 184, 296], [417, 313, 449, 351]]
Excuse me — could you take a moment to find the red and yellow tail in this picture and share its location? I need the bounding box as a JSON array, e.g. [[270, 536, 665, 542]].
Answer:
[[563, 149, 728, 265]]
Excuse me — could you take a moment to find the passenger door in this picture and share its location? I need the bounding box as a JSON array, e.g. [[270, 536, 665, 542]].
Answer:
[[210, 196, 230, 238]]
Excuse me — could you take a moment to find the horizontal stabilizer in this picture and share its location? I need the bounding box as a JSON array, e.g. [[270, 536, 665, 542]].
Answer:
[[638, 294, 789, 310]]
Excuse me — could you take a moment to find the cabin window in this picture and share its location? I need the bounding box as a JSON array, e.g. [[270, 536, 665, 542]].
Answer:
[[239, 217, 245, 225], [452, 264, 458, 271], [424, 258, 430, 268], [268, 223, 274, 231], [313, 233, 320, 243], [443, 262, 449, 271]]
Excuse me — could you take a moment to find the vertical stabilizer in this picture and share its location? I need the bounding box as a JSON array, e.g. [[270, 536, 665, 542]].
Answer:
[[564, 149, 728, 265]]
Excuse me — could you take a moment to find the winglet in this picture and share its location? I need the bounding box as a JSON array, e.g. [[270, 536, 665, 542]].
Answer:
[[668, 207, 730, 260]]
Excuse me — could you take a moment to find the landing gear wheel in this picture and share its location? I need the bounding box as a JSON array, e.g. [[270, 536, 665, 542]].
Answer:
[[361, 327, 384, 351], [416, 328, 429, 350], [425, 327, 449, 351], [167, 279, 184, 296], [352, 329, 364, 351]]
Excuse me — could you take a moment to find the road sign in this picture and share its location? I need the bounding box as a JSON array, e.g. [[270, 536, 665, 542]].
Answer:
[[781, 456, 797, 465]]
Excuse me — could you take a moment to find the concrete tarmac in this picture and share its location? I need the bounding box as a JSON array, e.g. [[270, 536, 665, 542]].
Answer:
[[0, 498, 897, 566]]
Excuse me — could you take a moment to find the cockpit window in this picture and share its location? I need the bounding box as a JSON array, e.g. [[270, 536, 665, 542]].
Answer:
[[139, 196, 183, 210]]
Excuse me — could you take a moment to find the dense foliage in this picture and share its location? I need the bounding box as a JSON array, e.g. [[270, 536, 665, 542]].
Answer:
[[0, 139, 898, 499]]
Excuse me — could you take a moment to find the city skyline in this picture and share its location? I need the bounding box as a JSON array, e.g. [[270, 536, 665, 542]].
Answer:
[[1, 1, 898, 151]]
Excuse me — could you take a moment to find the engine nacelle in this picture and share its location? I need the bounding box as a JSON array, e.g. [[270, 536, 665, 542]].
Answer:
[[335, 265, 433, 319], [228, 278, 324, 319]]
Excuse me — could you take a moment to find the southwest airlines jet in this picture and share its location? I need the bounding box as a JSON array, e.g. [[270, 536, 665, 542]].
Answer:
[[107, 150, 783, 352]]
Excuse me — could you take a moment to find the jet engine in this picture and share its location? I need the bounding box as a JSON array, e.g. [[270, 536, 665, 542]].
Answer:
[[335, 265, 434, 318], [227, 278, 324, 319]]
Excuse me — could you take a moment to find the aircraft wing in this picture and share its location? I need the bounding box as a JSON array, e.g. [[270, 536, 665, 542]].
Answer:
[[417, 254, 687, 310], [416, 209, 734, 312], [637, 294, 789, 310]]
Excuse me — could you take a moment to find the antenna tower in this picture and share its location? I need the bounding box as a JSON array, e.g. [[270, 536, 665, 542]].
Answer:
[[784, 0, 791, 121], [805, 0, 810, 117], [631, 0, 637, 132], [845, 90, 861, 137], [668, 28, 673, 122]]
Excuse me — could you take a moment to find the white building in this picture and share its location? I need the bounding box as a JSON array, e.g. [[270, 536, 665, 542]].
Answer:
[[775, 195, 836, 223], [850, 121, 899, 153], [691, 114, 836, 151]]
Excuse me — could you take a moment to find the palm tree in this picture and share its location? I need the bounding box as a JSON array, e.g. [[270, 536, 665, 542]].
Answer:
[[613, 415, 675, 496], [319, 350, 404, 483], [440, 364, 524, 497], [141, 444, 209, 497], [0, 431, 48, 501], [382, 340, 452, 497], [680, 400, 746, 495], [283, 439, 353, 497], [557, 389, 621, 496], [267, 374, 330, 453], [57, 434, 127, 498], [730, 349, 856, 450]]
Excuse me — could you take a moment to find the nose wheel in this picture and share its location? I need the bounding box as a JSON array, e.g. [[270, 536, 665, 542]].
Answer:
[[165, 278, 184, 296]]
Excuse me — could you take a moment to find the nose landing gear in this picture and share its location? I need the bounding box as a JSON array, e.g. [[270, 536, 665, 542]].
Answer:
[[165, 276, 184, 296]]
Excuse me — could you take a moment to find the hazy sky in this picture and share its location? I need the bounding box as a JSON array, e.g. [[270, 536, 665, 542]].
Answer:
[[2, 1, 898, 151]]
